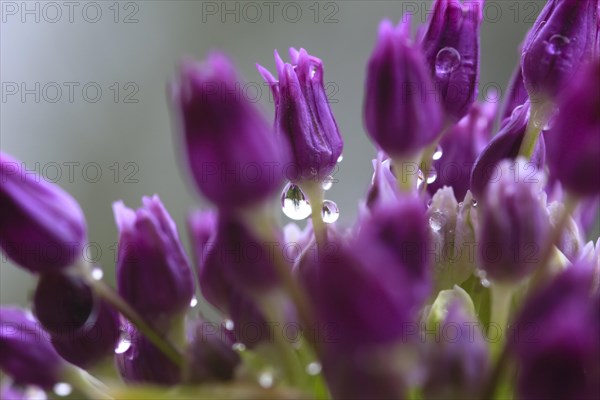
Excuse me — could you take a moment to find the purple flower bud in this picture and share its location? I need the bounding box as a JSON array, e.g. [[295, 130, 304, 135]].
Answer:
[[116, 325, 181, 385], [365, 152, 401, 209], [0, 152, 86, 273], [364, 18, 443, 158], [546, 60, 600, 196], [171, 53, 288, 209], [188, 209, 218, 273], [0, 307, 67, 388], [478, 160, 550, 283], [521, 0, 599, 101], [421, 0, 484, 121], [185, 319, 240, 384], [33, 273, 119, 368], [500, 55, 528, 121], [257, 48, 343, 182], [113, 195, 194, 325], [510, 262, 600, 400], [355, 196, 432, 307], [470, 102, 546, 200], [428, 101, 495, 200]]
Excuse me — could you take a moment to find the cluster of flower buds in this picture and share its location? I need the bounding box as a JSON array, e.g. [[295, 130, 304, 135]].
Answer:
[[1, 0, 599, 399]]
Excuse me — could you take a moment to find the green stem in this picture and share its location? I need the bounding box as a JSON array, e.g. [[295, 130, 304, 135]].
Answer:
[[518, 101, 552, 159], [75, 262, 184, 367], [489, 283, 513, 357], [301, 182, 327, 248], [392, 153, 422, 193]]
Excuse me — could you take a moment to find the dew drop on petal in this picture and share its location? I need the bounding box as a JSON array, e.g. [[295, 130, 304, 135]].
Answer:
[[224, 319, 235, 331], [258, 371, 274, 388], [322, 176, 334, 191], [337, 155, 344, 163], [426, 169, 438, 184], [435, 47, 461, 76], [281, 183, 312, 221], [189, 296, 198, 308], [306, 362, 322, 376], [480, 278, 491, 288], [429, 210, 446, 232], [432, 146, 443, 161], [546, 34, 570, 55], [115, 332, 132, 355], [321, 200, 340, 224], [53, 383, 72, 397], [91, 267, 104, 280]]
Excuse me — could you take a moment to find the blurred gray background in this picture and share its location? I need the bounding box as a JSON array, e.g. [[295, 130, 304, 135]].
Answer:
[[1, 0, 581, 305]]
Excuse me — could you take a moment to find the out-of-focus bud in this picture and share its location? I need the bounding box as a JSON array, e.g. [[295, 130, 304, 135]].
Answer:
[[185, 319, 240, 384], [187, 209, 218, 274], [423, 286, 489, 400], [33, 273, 119, 368], [364, 18, 443, 158], [170, 53, 288, 209], [113, 195, 194, 326], [257, 48, 343, 183], [477, 159, 550, 283], [116, 325, 181, 385], [282, 221, 313, 267], [365, 152, 400, 209], [521, 0, 599, 102], [470, 102, 546, 200], [0, 381, 47, 400], [0, 152, 87, 273], [427, 101, 495, 200], [546, 60, 600, 196], [510, 262, 600, 400], [0, 307, 67, 388], [420, 0, 484, 121], [356, 196, 432, 307], [547, 202, 584, 262]]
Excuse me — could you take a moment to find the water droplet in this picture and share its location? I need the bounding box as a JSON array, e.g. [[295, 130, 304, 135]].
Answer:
[[306, 362, 322, 376], [224, 319, 235, 331], [321, 200, 340, 224], [232, 342, 246, 352], [258, 371, 274, 388], [25, 387, 47, 400], [427, 199, 433, 208], [429, 210, 446, 231], [471, 199, 478, 207], [435, 47, 461, 76], [425, 168, 438, 184], [322, 175, 334, 191], [281, 183, 312, 221], [310, 167, 318, 176], [337, 155, 344, 163], [480, 278, 491, 288], [115, 332, 132, 354], [53, 383, 72, 397], [546, 34, 570, 55], [190, 296, 198, 308], [91, 267, 103, 280], [417, 170, 426, 191], [432, 146, 443, 161]]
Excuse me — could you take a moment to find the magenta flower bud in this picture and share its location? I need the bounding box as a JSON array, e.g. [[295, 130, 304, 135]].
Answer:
[[257, 48, 343, 182], [478, 160, 550, 283], [510, 262, 600, 400], [470, 102, 546, 199], [546, 60, 600, 196], [116, 325, 181, 385], [521, 0, 599, 101], [0, 307, 67, 388], [364, 18, 443, 158], [113, 195, 194, 325], [421, 0, 484, 121], [185, 319, 240, 384], [428, 101, 495, 200], [171, 53, 288, 209], [33, 273, 119, 368], [0, 152, 86, 273]]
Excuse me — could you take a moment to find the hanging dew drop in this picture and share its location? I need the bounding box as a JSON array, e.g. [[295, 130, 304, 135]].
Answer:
[[322, 176, 334, 191], [115, 331, 132, 354], [435, 47, 461, 76], [258, 371, 274, 388], [281, 183, 312, 221], [53, 383, 72, 397], [546, 34, 570, 55], [426, 169, 438, 184], [91, 267, 104, 280], [429, 210, 446, 232], [306, 361, 322, 376], [321, 200, 340, 224], [189, 296, 198, 308], [432, 146, 443, 161], [337, 155, 343, 163]]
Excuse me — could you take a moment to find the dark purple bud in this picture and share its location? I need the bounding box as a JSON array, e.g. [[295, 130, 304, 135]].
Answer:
[[364, 18, 443, 158], [257, 48, 343, 182], [115, 325, 181, 385], [428, 101, 495, 200], [510, 262, 600, 400], [470, 102, 546, 200], [477, 160, 550, 283], [185, 319, 240, 384], [423, 292, 490, 399], [0, 307, 67, 388], [355, 196, 432, 308], [113, 195, 194, 325], [170, 53, 288, 209], [0, 152, 86, 273], [421, 0, 484, 121], [500, 58, 528, 122], [546, 60, 600, 196], [521, 0, 599, 101], [33, 273, 119, 368]]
